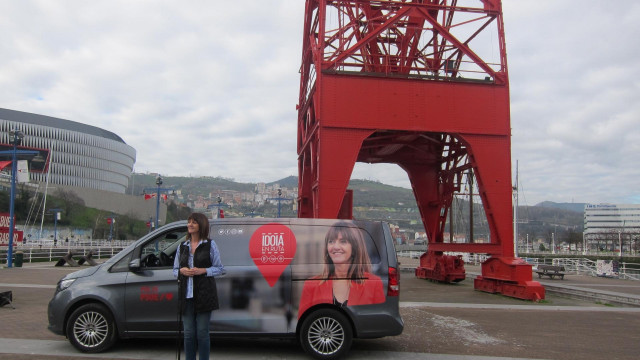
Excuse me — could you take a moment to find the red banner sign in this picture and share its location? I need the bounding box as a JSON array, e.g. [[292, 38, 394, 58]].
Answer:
[[0, 213, 13, 229], [0, 229, 23, 246]]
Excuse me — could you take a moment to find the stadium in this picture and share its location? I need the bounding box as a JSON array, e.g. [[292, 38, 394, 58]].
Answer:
[[0, 108, 136, 194]]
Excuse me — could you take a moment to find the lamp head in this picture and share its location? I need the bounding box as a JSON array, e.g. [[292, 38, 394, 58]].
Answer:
[[9, 129, 24, 146]]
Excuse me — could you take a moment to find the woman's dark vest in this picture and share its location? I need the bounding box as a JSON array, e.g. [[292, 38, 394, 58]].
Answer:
[[178, 240, 219, 312]]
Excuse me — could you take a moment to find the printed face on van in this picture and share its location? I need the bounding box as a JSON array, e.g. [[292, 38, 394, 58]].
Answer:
[[327, 233, 352, 266]]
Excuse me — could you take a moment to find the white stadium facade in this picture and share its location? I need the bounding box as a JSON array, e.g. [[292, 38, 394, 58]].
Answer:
[[0, 108, 164, 226], [0, 108, 136, 193]]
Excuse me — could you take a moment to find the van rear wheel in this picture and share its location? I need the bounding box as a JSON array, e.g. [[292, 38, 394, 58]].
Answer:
[[299, 308, 352, 360], [66, 303, 117, 353]]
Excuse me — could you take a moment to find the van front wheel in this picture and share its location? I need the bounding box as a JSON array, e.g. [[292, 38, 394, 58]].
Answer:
[[66, 303, 117, 353], [299, 308, 353, 360]]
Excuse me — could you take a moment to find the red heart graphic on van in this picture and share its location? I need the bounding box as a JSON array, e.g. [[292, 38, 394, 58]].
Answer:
[[249, 223, 297, 287]]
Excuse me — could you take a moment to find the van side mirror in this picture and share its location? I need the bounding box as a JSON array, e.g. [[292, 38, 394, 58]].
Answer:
[[128, 258, 141, 272]]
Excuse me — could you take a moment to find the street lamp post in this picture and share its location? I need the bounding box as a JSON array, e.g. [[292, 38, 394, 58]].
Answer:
[[618, 220, 626, 257], [143, 175, 174, 230], [277, 189, 283, 218], [1, 130, 39, 267], [208, 196, 228, 219], [267, 188, 292, 218], [107, 214, 116, 241], [7, 131, 20, 266], [48, 209, 62, 246], [155, 175, 162, 229], [619, 231, 622, 257]]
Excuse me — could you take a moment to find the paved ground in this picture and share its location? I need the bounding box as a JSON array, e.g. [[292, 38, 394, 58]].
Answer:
[[1, 260, 640, 360]]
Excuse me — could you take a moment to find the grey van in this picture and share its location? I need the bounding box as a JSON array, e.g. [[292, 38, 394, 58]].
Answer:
[[48, 218, 403, 359]]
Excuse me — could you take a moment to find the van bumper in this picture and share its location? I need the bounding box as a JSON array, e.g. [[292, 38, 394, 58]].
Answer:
[[347, 301, 404, 338], [47, 298, 66, 335]]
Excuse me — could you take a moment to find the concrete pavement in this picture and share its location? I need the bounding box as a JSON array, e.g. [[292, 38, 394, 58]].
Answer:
[[1, 260, 639, 360]]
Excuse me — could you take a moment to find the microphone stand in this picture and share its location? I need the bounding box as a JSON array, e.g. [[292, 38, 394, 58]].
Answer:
[[176, 274, 184, 360]]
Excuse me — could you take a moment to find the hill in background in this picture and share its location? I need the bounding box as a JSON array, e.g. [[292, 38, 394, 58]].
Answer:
[[535, 201, 586, 213], [268, 175, 298, 188], [129, 173, 584, 239]]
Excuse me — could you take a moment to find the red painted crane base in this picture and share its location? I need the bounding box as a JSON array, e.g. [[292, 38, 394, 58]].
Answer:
[[296, 0, 544, 300]]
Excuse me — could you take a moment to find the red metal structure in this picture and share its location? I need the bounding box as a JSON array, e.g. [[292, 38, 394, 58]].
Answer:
[[296, 0, 544, 300]]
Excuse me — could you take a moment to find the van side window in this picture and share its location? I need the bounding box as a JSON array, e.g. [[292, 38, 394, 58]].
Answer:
[[140, 229, 187, 268], [110, 251, 133, 273], [213, 225, 253, 266]]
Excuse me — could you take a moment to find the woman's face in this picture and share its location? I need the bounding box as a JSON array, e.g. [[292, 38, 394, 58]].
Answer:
[[327, 232, 353, 265], [187, 219, 200, 236]]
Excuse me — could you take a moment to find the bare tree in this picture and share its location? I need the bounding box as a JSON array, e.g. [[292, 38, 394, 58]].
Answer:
[[54, 189, 85, 220]]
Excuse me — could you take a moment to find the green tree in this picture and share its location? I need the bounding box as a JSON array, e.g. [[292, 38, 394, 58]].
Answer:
[[0, 190, 8, 213], [51, 189, 85, 224], [565, 228, 582, 251], [0, 185, 32, 222], [14, 185, 32, 220], [166, 201, 191, 223]]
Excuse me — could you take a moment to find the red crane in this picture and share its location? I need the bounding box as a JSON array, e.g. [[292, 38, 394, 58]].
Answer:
[[296, 0, 544, 300]]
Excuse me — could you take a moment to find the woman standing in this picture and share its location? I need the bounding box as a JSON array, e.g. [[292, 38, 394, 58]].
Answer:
[[173, 213, 225, 360]]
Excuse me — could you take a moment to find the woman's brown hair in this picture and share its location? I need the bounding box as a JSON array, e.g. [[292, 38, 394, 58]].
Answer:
[[187, 212, 210, 241], [320, 221, 372, 284]]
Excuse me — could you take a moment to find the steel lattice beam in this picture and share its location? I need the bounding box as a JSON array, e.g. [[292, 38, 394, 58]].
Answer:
[[297, 0, 544, 300]]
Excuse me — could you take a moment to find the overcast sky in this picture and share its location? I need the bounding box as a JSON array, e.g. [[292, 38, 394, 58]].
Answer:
[[1, 1, 638, 206]]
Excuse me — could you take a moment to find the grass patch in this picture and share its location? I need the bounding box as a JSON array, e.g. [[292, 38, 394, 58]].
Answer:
[[595, 301, 616, 307]]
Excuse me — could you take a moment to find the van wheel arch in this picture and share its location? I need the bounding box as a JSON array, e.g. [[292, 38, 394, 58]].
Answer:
[[297, 305, 356, 336]]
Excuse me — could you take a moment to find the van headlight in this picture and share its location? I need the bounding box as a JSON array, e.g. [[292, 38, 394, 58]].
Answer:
[[57, 278, 76, 292]]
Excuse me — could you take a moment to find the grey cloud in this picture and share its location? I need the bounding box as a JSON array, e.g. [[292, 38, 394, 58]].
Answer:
[[1, 1, 638, 207]]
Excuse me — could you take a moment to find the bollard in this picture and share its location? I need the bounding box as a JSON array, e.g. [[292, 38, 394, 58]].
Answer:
[[14, 251, 24, 267]]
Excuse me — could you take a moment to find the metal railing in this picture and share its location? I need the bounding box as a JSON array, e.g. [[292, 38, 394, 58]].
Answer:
[[399, 254, 640, 281], [1, 240, 133, 265], [527, 257, 640, 281]]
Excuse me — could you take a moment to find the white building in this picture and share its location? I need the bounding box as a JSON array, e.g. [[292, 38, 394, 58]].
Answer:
[[0, 109, 168, 226], [584, 204, 640, 252], [1, 108, 136, 193]]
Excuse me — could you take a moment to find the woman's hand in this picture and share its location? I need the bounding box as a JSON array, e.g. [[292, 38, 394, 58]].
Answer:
[[180, 267, 206, 277]]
